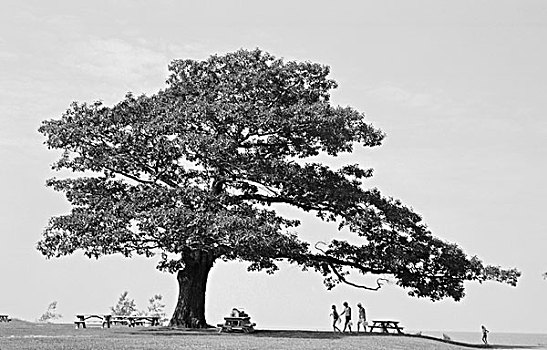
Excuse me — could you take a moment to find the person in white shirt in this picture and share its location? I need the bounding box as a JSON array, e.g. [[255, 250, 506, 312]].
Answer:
[[357, 302, 367, 332], [340, 301, 352, 333]]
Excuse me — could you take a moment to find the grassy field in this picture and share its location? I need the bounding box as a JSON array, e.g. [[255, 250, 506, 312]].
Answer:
[[0, 319, 539, 350]]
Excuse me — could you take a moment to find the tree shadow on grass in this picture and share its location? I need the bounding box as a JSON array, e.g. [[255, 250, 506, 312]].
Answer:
[[131, 328, 342, 339]]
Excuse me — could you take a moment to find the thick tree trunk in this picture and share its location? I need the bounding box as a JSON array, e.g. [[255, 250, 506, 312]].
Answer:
[[169, 251, 216, 328]]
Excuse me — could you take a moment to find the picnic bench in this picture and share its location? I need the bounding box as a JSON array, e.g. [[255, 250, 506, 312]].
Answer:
[[75, 314, 161, 328], [368, 320, 404, 334], [113, 315, 161, 327], [0, 315, 11, 322], [74, 314, 111, 328], [217, 308, 256, 333], [217, 317, 256, 333]]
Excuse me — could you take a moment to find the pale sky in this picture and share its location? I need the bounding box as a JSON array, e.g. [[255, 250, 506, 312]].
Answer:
[[1, 0, 546, 334]]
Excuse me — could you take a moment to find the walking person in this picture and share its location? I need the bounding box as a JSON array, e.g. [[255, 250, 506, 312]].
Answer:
[[330, 305, 341, 333], [356, 302, 367, 332], [481, 325, 489, 344], [340, 301, 352, 333]]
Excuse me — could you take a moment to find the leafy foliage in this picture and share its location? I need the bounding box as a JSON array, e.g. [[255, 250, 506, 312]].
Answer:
[[147, 294, 167, 322], [37, 301, 62, 323], [110, 291, 138, 316], [38, 48, 519, 303]]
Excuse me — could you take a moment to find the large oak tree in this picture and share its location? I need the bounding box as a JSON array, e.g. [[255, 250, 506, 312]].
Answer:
[[38, 49, 520, 327]]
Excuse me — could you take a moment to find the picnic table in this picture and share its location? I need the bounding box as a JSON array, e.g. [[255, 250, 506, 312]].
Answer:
[[368, 320, 404, 334], [217, 316, 256, 333], [0, 315, 11, 322], [217, 308, 256, 333], [74, 314, 111, 328], [75, 314, 161, 328], [113, 315, 161, 327]]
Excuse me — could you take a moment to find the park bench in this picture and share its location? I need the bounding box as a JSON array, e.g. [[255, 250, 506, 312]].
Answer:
[[0, 315, 11, 322], [368, 320, 405, 334]]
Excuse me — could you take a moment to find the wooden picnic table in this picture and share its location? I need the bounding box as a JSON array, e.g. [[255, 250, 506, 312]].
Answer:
[[0, 315, 11, 322], [114, 315, 161, 327], [217, 316, 256, 333], [368, 320, 404, 334], [75, 314, 161, 328], [74, 314, 112, 328]]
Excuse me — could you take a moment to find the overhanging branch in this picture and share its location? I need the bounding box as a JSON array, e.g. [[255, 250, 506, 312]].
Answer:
[[232, 193, 334, 213], [314, 241, 389, 291]]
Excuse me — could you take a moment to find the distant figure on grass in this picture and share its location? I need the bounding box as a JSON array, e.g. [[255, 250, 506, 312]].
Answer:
[[340, 301, 352, 333], [330, 305, 341, 333], [356, 303, 367, 332], [481, 325, 490, 344]]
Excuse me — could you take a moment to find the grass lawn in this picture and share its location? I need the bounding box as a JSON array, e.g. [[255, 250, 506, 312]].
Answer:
[[0, 319, 537, 350]]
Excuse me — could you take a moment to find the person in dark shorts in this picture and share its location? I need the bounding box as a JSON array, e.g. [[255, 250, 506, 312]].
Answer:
[[340, 301, 352, 333], [330, 305, 341, 333], [481, 325, 489, 344]]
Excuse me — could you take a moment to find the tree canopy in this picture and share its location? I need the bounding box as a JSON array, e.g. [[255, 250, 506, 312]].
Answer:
[[38, 49, 520, 326]]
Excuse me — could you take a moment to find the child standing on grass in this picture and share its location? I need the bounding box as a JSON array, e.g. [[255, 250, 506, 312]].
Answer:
[[330, 305, 341, 333], [481, 325, 489, 344]]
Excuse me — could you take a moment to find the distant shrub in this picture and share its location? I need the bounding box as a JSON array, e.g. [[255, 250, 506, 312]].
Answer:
[[37, 301, 62, 323], [147, 294, 167, 322], [111, 291, 138, 316], [110, 291, 168, 323]]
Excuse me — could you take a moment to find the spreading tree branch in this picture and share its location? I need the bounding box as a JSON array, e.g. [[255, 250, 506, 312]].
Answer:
[[314, 241, 389, 291]]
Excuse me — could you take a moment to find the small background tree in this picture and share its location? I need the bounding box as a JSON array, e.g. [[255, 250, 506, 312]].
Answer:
[[146, 294, 167, 324], [110, 291, 138, 316], [37, 301, 62, 323]]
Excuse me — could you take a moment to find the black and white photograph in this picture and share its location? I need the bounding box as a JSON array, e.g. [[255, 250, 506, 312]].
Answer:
[[1, 1, 546, 349]]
